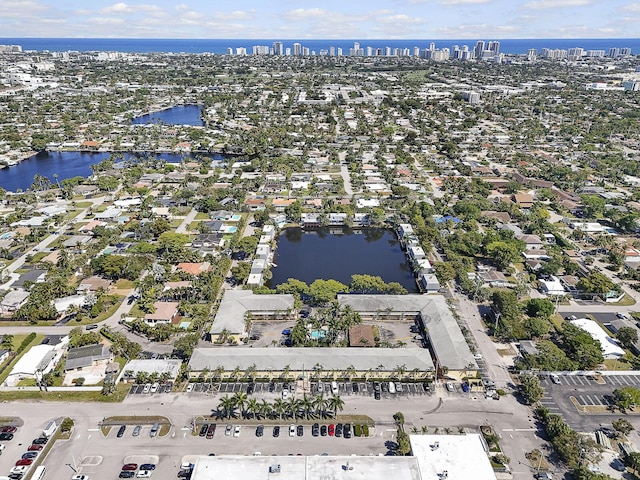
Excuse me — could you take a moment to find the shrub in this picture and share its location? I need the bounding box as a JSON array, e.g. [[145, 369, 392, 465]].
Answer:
[[60, 418, 74, 433], [363, 425, 369, 436], [354, 425, 362, 437]]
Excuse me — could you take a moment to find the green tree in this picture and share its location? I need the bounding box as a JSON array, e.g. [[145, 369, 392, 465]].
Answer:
[[485, 241, 522, 270], [525, 298, 554, 319], [309, 279, 348, 305], [519, 373, 544, 404], [433, 262, 456, 284], [234, 235, 259, 255], [276, 278, 309, 297], [613, 386, 640, 411], [173, 333, 199, 358], [230, 262, 251, 284], [616, 327, 638, 350]]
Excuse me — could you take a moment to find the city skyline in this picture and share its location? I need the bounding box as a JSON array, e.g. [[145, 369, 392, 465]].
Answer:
[[1, 0, 639, 40]]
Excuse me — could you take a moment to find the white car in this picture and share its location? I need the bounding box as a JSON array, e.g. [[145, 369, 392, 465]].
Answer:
[[282, 389, 289, 400], [186, 383, 194, 392], [0, 443, 5, 452], [71, 476, 90, 480], [142, 383, 151, 394], [233, 425, 241, 437], [289, 424, 296, 437], [11, 466, 29, 475], [137, 471, 152, 478], [150, 383, 159, 394]]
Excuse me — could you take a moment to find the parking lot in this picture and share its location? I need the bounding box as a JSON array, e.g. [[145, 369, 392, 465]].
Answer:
[[175, 380, 434, 398], [42, 418, 392, 480], [539, 373, 640, 431], [0, 418, 48, 480]]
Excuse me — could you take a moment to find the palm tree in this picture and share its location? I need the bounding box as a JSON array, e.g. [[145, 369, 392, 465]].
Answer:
[[245, 398, 260, 419], [232, 392, 248, 417], [273, 399, 287, 420], [281, 364, 291, 381], [393, 364, 407, 381], [260, 399, 272, 419], [327, 394, 345, 417], [217, 395, 235, 419], [230, 366, 241, 381], [313, 394, 327, 418], [300, 394, 314, 420], [287, 397, 300, 419], [245, 363, 257, 382], [345, 365, 357, 382], [213, 365, 225, 382]]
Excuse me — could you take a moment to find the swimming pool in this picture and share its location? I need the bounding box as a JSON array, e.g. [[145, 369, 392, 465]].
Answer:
[[0, 232, 13, 240], [310, 330, 326, 340]]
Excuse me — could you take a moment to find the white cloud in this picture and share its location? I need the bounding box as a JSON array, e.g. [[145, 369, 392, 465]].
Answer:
[[99, 3, 134, 15], [439, 0, 492, 4], [523, 0, 594, 9], [87, 17, 126, 25], [284, 8, 329, 21], [621, 3, 640, 11]]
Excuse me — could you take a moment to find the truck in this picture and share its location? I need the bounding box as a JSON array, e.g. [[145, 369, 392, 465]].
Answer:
[[43, 419, 58, 438]]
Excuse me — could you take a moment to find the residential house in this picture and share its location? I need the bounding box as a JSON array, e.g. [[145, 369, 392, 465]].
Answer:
[[0, 289, 30, 315], [512, 194, 534, 209], [64, 344, 112, 372], [77, 276, 112, 294], [245, 198, 266, 211], [144, 301, 180, 326]]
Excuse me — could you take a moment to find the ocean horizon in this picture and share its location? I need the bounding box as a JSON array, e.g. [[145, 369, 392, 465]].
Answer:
[[0, 37, 638, 55]]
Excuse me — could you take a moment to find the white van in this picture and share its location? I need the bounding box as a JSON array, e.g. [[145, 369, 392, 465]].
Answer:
[[388, 382, 396, 394], [331, 381, 339, 395]]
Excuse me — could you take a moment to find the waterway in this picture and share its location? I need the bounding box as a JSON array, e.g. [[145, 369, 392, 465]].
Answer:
[[132, 104, 204, 126], [268, 227, 417, 292], [0, 151, 224, 192]]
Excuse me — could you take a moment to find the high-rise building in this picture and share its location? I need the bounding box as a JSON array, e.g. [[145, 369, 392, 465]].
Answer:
[[272, 41, 283, 55], [293, 43, 301, 56], [567, 47, 583, 61], [474, 40, 485, 60], [329, 46, 335, 56], [413, 46, 420, 57], [302, 47, 310, 56], [337, 47, 343, 56], [429, 42, 436, 51], [527, 49, 537, 61], [488, 41, 500, 56]]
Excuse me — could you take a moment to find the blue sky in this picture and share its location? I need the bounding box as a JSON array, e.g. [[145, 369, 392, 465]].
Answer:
[[1, 0, 638, 39]]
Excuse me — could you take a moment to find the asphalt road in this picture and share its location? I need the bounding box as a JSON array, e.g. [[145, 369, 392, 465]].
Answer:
[[1, 385, 549, 480]]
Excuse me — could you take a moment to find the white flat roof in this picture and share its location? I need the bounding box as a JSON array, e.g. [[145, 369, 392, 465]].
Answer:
[[571, 318, 624, 359], [191, 455, 421, 480], [410, 434, 496, 480]]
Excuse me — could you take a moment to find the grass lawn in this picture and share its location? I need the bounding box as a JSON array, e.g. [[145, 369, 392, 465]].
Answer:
[[0, 333, 43, 384], [28, 252, 48, 263], [615, 294, 636, 307], [188, 221, 201, 230], [550, 314, 564, 332], [170, 219, 182, 228], [74, 201, 93, 208], [103, 415, 170, 425], [195, 212, 210, 220], [0, 383, 129, 403], [66, 209, 85, 220], [604, 358, 631, 371], [91, 299, 124, 323], [115, 279, 135, 289]]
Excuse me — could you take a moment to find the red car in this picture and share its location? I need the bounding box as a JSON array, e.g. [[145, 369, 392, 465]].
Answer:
[[15, 459, 33, 466], [122, 464, 138, 471], [1, 426, 17, 433], [328, 424, 335, 436], [28, 444, 44, 451]]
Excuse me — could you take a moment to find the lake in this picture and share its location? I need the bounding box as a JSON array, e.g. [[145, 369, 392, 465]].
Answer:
[[132, 104, 204, 126], [268, 227, 418, 292], [0, 151, 224, 192]]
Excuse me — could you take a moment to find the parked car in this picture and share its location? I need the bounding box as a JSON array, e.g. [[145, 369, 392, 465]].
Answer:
[[122, 464, 138, 471], [297, 425, 304, 437], [28, 444, 44, 451], [15, 459, 32, 466], [139, 464, 156, 471], [149, 423, 159, 437], [9, 466, 28, 475], [335, 423, 343, 437], [320, 425, 327, 436], [132, 425, 141, 437], [328, 424, 335, 436], [374, 390, 381, 400], [233, 425, 241, 437], [316, 383, 323, 393], [177, 470, 191, 478], [352, 383, 359, 393], [373, 382, 381, 392], [331, 381, 339, 395], [388, 382, 396, 394], [136, 471, 152, 479], [344, 423, 352, 439], [396, 383, 403, 393], [119, 472, 135, 479], [1, 426, 17, 433], [282, 390, 289, 400], [272, 426, 280, 437], [550, 374, 561, 384], [22, 452, 38, 459], [32, 437, 47, 445], [312, 423, 319, 437], [256, 424, 264, 437], [86, 324, 98, 330], [150, 383, 159, 394], [71, 476, 90, 480], [0, 433, 14, 441], [186, 383, 194, 393], [206, 424, 216, 439], [117, 425, 126, 438], [8, 473, 24, 480], [225, 424, 232, 436], [289, 425, 296, 437], [142, 384, 151, 394]]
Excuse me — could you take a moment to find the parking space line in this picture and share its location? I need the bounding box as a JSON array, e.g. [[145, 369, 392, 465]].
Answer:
[[578, 395, 587, 405]]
